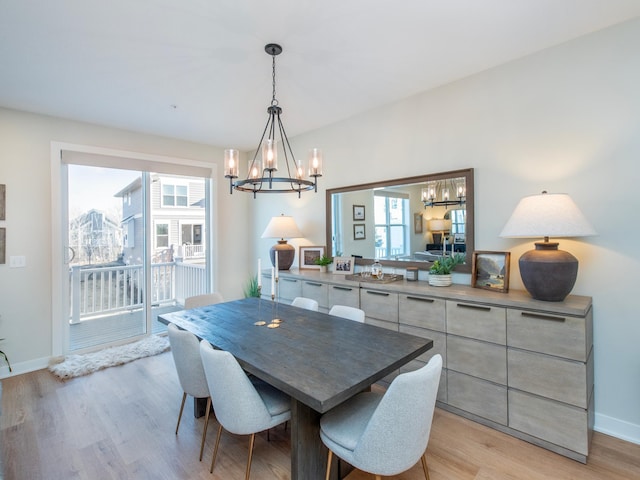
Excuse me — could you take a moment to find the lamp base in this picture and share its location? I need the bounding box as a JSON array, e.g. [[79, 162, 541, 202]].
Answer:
[[270, 240, 295, 270], [519, 241, 578, 302]]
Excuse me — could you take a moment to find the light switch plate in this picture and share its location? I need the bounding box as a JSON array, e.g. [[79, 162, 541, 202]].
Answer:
[[9, 255, 26, 268]]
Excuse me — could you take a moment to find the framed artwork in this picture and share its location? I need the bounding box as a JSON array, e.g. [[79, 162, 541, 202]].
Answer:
[[0, 227, 5, 264], [414, 213, 423, 234], [471, 251, 511, 293], [353, 205, 365, 221], [353, 224, 366, 240], [332, 256, 354, 275], [0, 184, 5, 221], [299, 245, 326, 270]]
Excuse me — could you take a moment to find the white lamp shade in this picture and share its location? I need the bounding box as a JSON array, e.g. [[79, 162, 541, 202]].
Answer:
[[429, 219, 446, 231], [261, 214, 303, 239], [500, 192, 596, 238]]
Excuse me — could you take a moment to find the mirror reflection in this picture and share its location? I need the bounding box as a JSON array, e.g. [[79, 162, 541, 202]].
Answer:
[[326, 169, 474, 273]]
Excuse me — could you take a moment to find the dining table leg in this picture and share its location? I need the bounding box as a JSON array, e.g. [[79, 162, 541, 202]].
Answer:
[[290, 399, 339, 480]]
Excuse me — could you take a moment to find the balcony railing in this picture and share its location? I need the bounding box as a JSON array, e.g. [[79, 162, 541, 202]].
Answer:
[[69, 261, 206, 323]]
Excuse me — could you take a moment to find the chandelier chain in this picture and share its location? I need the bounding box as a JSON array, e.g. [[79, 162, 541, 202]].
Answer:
[[271, 52, 278, 106]]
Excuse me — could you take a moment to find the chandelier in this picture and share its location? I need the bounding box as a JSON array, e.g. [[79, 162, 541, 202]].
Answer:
[[224, 43, 323, 198], [422, 178, 466, 208]]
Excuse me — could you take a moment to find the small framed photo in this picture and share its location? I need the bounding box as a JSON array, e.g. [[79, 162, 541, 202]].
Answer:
[[0, 227, 5, 264], [332, 256, 354, 275], [414, 213, 423, 234], [353, 205, 365, 221], [471, 251, 511, 293], [0, 184, 5, 221], [299, 245, 326, 270], [353, 224, 366, 240]]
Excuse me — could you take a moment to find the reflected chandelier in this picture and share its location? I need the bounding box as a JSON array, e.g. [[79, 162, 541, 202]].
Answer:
[[422, 177, 466, 208], [224, 43, 323, 198]]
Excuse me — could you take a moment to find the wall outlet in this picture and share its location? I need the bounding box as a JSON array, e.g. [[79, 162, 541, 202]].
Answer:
[[9, 255, 26, 268]]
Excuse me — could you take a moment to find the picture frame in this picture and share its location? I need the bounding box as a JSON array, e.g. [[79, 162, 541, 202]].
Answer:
[[353, 205, 365, 221], [0, 227, 5, 265], [414, 213, 423, 234], [332, 256, 354, 275], [0, 184, 5, 221], [471, 251, 511, 293], [353, 223, 366, 240], [299, 245, 326, 270]]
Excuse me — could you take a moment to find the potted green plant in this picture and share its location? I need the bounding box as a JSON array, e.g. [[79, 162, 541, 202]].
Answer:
[[243, 274, 261, 298], [314, 255, 332, 273], [429, 253, 465, 286]]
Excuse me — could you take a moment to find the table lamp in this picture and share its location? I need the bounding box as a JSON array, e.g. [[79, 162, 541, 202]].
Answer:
[[500, 191, 596, 302], [429, 219, 446, 245], [261, 214, 303, 270]]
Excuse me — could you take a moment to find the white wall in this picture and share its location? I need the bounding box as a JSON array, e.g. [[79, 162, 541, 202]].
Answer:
[[0, 108, 252, 374], [253, 19, 640, 442]]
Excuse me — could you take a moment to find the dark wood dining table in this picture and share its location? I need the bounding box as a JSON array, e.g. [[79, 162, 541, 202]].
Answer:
[[159, 297, 433, 480]]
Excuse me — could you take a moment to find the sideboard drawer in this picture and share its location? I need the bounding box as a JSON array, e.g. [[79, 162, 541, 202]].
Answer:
[[277, 277, 301, 301], [301, 280, 328, 308], [446, 300, 506, 344], [509, 389, 590, 456], [447, 335, 506, 385], [448, 371, 507, 425], [361, 289, 398, 323], [366, 317, 398, 331], [508, 349, 591, 408], [328, 284, 360, 309], [507, 308, 591, 362], [399, 294, 446, 332], [400, 325, 446, 366]]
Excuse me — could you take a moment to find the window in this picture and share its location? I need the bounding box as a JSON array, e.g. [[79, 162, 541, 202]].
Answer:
[[374, 193, 409, 259], [162, 184, 188, 207], [156, 223, 169, 248]]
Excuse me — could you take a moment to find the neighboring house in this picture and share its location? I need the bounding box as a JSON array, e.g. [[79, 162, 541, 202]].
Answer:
[[69, 209, 122, 265], [114, 174, 206, 264]]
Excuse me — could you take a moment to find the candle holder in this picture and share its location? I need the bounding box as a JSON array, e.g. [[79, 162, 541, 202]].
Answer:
[[269, 276, 282, 328]]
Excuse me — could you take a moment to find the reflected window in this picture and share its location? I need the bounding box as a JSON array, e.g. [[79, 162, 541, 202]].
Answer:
[[374, 193, 409, 259]]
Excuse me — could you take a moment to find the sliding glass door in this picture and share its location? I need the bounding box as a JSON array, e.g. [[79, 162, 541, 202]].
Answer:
[[62, 160, 211, 353]]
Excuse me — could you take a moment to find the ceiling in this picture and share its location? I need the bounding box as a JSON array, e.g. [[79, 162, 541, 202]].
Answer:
[[1, 0, 639, 150]]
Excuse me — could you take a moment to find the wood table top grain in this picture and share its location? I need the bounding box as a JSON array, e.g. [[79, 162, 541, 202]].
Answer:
[[159, 297, 433, 413]]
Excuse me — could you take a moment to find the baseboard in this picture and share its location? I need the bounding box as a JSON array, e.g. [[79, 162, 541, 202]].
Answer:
[[0, 356, 50, 379], [595, 413, 640, 445]]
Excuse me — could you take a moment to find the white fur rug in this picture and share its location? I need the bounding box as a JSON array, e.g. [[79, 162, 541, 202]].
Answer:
[[49, 335, 170, 380]]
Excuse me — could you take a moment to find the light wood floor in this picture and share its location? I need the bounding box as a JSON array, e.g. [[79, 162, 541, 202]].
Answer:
[[1, 351, 639, 480]]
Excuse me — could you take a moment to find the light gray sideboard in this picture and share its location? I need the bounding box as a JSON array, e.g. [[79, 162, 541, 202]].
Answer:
[[261, 269, 594, 463]]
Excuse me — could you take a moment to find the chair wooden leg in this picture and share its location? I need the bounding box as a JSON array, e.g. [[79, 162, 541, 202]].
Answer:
[[325, 450, 333, 480], [374, 476, 382, 480], [210, 424, 223, 473], [199, 397, 211, 461], [421, 453, 430, 480], [175, 392, 187, 434], [245, 433, 256, 480]]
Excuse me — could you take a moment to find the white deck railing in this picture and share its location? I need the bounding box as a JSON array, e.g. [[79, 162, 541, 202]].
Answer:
[[69, 261, 206, 323]]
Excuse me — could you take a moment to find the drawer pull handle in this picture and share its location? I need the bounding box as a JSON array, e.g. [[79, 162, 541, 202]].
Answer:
[[407, 296, 434, 303], [456, 303, 491, 311], [305, 282, 322, 287], [366, 291, 389, 296], [282, 278, 298, 283], [521, 312, 566, 322], [332, 286, 352, 291]]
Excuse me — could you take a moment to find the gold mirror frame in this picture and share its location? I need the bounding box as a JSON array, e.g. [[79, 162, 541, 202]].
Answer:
[[325, 168, 474, 273]]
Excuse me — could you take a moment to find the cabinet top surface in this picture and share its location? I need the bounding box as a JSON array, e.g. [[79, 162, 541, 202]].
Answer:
[[270, 269, 592, 317]]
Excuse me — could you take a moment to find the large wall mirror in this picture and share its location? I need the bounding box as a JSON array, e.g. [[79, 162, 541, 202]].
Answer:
[[325, 168, 474, 273]]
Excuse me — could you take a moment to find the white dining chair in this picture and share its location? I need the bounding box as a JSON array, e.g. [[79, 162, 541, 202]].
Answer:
[[329, 304, 365, 323], [320, 354, 443, 480], [167, 323, 212, 461], [199, 340, 291, 479], [291, 296, 319, 311], [184, 292, 224, 309]]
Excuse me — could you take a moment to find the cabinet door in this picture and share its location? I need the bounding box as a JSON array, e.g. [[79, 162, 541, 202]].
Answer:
[[446, 300, 506, 344], [447, 335, 506, 385], [448, 371, 507, 425], [328, 284, 359, 309], [400, 324, 446, 366], [399, 294, 446, 332], [301, 280, 328, 309]]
